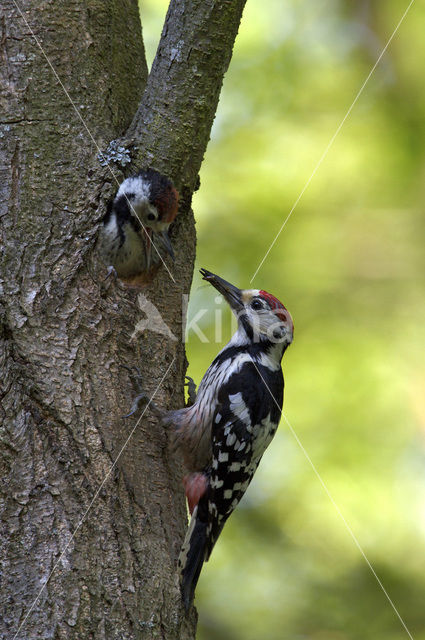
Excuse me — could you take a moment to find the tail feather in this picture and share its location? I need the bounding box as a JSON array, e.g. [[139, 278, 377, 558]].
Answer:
[[179, 505, 208, 611]]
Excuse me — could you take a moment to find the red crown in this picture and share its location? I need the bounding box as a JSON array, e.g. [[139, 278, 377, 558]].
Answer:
[[259, 290, 292, 326]]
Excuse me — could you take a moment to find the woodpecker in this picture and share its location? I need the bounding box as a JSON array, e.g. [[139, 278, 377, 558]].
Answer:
[[98, 168, 179, 280], [163, 268, 294, 610]]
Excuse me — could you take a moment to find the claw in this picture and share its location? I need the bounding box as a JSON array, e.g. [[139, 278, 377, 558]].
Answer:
[[101, 265, 119, 294], [121, 364, 164, 419], [121, 365, 148, 418], [184, 375, 197, 406], [104, 265, 118, 281], [121, 365, 143, 387], [122, 393, 149, 418]]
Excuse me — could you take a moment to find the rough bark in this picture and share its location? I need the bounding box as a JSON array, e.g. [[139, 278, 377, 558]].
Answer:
[[129, 0, 246, 190], [0, 1, 245, 639]]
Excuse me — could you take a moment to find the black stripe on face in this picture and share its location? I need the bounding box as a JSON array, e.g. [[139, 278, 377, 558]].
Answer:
[[240, 313, 254, 341]]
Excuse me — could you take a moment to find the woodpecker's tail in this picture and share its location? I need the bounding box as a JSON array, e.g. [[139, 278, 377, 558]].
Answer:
[[179, 505, 208, 611]]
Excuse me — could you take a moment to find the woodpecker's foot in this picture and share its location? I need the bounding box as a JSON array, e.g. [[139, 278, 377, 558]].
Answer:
[[104, 265, 118, 281], [100, 265, 120, 295], [121, 365, 164, 418], [184, 376, 197, 406]]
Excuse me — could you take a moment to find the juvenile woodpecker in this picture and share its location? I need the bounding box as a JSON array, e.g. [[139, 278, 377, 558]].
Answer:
[[164, 268, 294, 610], [98, 168, 178, 280]]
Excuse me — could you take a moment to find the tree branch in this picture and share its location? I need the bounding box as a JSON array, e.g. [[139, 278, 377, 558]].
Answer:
[[129, 0, 246, 191]]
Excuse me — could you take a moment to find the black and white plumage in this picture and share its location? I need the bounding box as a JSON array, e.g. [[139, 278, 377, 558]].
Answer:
[[164, 269, 294, 610], [98, 168, 178, 281]]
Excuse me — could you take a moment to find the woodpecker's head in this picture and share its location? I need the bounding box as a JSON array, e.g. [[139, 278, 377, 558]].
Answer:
[[201, 268, 294, 347], [112, 168, 178, 267]]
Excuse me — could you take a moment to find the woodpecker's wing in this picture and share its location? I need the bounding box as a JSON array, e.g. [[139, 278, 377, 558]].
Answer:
[[205, 364, 283, 558], [179, 409, 255, 609], [205, 415, 259, 559], [179, 362, 283, 609], [205, 415, 263, 558]]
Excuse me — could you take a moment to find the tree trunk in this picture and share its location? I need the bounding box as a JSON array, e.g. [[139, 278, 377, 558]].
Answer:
[[0, 0, 245, 638]]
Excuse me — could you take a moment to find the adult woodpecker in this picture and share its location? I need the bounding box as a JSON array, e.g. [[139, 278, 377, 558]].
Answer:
[[98, 168, 178, 281], [164, 268, 294, 610]]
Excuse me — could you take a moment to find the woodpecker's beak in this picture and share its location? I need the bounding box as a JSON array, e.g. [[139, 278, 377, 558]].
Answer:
[[200, 269, 244, 313], [160, 229, 175, 261]]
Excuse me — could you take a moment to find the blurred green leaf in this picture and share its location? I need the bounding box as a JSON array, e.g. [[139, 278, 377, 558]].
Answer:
[[141, 1, 425, 637]]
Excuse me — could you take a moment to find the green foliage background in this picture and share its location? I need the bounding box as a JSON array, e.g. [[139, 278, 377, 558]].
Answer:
[[141, 1, 425, 638]]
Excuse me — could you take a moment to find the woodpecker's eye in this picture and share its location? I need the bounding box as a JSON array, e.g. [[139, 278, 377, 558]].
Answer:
[[147, 211, 157, 221], [251, 299, 263, 310]]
